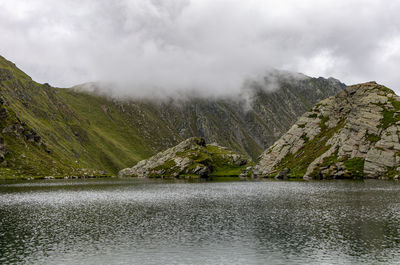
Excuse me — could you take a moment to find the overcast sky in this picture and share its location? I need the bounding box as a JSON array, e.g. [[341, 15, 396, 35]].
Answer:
[[1, 0, 400, 96]]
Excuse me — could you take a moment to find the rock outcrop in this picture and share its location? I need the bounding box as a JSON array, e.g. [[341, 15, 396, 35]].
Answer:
[[119, 137, 250, 178], [253, 82, 400, 179]]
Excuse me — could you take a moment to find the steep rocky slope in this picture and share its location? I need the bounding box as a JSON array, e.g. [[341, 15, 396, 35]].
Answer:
[[119, 137, 251, 178], [0, 55, 344, 178], [254, 82, 400, 179]]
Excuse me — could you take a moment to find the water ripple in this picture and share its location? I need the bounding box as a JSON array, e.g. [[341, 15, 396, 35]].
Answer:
[[1, 179, 400, 264]]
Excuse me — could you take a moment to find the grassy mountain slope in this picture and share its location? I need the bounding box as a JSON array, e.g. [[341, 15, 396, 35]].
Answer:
[[0, 56, 344, 178]]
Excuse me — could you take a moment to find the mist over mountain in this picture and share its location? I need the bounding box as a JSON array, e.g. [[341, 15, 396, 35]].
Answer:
[[1, 0, 400, 96], [0, 55, 344, 177], [72, 69, 310, 101]]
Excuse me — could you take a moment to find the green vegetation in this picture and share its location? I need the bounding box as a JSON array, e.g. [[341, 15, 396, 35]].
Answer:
[[300, 134, 309, 143], [380, 109, 400, 129], [0, 55, 182, 178], [343, 158, 365, 178], [366, 133, 380, 142], [207, 176, 246, 182], [175, 144, 250, 178], [378, 85, 396, 95], [377, 97, 400, 130], [308, 148, 340, 178], [308, 113, 318, 118], [273, 119, 346, 178], [148, 159, 177, 178], [206, 145, 252, 176], [319, 116, 330, 131], [379, 167, 398, 179]]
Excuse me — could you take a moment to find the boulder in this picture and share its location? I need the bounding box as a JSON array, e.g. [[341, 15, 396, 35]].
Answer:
[[275, 168, 290, 179]]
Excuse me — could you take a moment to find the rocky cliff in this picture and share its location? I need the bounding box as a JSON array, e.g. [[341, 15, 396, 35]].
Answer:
[[119, 137, 251, 178], [253, 82, 400, 179], [0, 55, 344, 178]]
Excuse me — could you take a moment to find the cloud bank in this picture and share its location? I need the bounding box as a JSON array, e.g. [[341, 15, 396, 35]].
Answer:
[[1, 0, 400, 96]]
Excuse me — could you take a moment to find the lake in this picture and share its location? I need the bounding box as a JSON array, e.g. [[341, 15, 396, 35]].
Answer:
[[1, 178, 400, 264]]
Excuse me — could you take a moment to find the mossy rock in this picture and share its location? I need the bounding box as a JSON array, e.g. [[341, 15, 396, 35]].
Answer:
[[119, 137, 252, 178]]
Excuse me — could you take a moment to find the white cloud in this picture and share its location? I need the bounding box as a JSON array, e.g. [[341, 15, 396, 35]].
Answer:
[[1, 0, 400, 95]]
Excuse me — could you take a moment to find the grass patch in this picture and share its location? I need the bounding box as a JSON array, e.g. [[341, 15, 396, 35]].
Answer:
[[343, 158, 365, 178], [174, 144, 251, 178], [378, 97, 400, 129], [380, 109, 400, 129], [309, 147, 340, 178], [379, 167, 398, 179], [273, 119, 346, 178], [366, 133, 380, 142], [319, 116, 330, 131], [207, 176, 241, 182], [209, 167, 243, 176]]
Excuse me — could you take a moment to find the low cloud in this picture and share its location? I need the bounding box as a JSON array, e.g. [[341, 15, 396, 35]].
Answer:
[[1, 0, 400, 96]]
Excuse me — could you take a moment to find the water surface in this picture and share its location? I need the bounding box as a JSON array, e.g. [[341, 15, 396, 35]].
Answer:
[[1, 178, 400, 264]]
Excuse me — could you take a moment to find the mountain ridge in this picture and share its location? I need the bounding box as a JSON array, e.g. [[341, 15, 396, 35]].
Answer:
[[0, 55, 344, 178]]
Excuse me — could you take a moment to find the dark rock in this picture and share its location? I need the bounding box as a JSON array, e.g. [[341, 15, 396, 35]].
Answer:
[[0, 143, 7, 163], [0, 108, 7, 119], [194, 137, 206, 147], [275, 168, 290, 179], [193, 164, 211, 176], [235, 158, 248, 166]]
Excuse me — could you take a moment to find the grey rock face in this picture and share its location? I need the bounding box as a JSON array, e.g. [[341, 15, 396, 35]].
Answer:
[[253, 82, 400, 179]]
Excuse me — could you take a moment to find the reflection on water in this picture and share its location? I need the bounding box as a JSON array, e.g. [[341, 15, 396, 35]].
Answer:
[[1, 178, 400, 265]]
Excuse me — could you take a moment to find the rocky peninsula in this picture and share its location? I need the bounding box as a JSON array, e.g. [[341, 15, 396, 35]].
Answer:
[[119, 137, 251, 178]]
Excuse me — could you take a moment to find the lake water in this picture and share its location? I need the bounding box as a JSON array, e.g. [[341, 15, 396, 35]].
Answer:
[[1, 178, 400, 265]]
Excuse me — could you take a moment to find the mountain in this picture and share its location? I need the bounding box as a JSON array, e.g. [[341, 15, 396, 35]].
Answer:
[[118, 137, 251, 178], [253, 82, 400, 179], [0, 55, 344, 178]]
